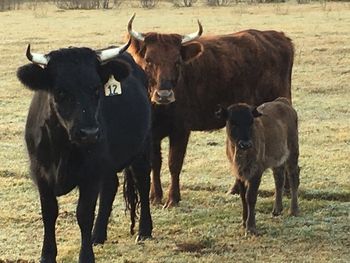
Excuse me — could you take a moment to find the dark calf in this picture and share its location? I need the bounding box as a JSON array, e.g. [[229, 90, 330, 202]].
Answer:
[[216, 97, 299, 235]]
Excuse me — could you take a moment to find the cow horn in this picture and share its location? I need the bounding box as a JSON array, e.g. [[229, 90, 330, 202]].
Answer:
[[127, 13, 145, 42], [181, 20, 203, 44], [26, 44, 49, 66], [96, 38, 131, 63]]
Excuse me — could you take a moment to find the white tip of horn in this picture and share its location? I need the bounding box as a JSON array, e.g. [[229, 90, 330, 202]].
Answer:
[[181, 19, 203, 44], [127, 13, 145, 42], [97, 38, 131, 63], [26, 44, 49, 66]]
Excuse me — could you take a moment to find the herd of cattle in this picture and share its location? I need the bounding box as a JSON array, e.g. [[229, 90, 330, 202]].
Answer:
[[16, 14, 300, 262]]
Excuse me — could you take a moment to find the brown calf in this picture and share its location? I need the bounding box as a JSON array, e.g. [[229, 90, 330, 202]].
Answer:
[[216, 97, 300, 235]]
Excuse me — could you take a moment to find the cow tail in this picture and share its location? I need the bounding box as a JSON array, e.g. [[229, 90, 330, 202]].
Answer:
[[123, 167, 139, 235]]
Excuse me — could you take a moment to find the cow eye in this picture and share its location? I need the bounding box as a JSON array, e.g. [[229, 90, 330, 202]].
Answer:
[[145, 58, 154, 66]]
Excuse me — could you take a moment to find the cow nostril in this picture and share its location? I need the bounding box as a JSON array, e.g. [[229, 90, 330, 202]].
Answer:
[[79, 127, 100, 140], [238, 140, 252, 150]]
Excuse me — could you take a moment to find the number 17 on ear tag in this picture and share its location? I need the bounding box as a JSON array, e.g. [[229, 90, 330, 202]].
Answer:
[[104, 75, 122, 96]]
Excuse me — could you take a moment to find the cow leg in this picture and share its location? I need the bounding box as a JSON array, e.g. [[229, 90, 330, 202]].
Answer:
[[272, 166, 285, 216], [283, 174, 291, 195], [228, 179, 240, 195], [164, 130, 190, 208], [37, 178, 58, 263], [287, 162, 300, 216], [92, 172, 119, 245], [130, 154, 153, 241], [150, 140, 163, 205], [238, 180, 247, 229], [245, 176, 261, 236], [77, 181, 99, 263]]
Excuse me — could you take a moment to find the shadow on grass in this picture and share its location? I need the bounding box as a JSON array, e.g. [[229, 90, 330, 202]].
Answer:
[[185, 184, 350, 202], [259, 189, 350, 202]]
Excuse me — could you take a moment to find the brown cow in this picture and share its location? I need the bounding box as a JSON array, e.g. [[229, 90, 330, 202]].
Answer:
[[127, 14, 294, 208], [216, 97, 300, 235]]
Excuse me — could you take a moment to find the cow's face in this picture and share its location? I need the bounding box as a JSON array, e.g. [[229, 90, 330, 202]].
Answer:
[[128, 14, 204, 105], [17, 45, 130, 145], [216, 104, 262, 150]]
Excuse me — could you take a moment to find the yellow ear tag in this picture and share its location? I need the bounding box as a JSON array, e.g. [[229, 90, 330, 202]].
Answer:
[[104, 75, 122, 96]]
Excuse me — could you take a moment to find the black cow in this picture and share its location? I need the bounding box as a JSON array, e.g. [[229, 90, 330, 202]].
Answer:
[[17, 41, 152, 263]]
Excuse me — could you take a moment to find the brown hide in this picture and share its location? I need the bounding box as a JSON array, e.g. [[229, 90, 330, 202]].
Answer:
[[225, 97, 299, 234], [129, 29, 294, 131], [226, 97, 299, 181], [128, 25, 294, 207]]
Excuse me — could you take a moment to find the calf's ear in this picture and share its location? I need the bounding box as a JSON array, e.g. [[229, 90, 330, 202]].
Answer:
[[251, 106, 263, 118], [17, 64, 52, 91], [215, 105, 228, 120], [99, 59, 131, 83], [181, 42, 204, 64]]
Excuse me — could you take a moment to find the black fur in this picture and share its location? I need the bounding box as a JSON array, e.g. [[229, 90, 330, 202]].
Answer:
[[17, 48, 152, 263]]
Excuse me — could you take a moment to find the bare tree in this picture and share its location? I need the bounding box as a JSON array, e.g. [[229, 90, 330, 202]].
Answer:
[[206, 0, 232, 6], [173, 0, 197, 7], [54, 0, 119, 9], [140, 0, 158, 8], [0, 0, 23, 11]]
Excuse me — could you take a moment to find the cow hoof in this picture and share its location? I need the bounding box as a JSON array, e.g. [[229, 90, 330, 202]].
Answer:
[[40, 256, 57, 263], [227, 183, 240, 195], [92, 231, 107, 245], [135, 234, 152, 244], [289, 208, 299, 217], [92, 237, 106, 246], [150, 190, 163, 205], [245, 228, 258, 236], [272, 208, 283, 217], [163, 199, 179, 209], [151, 197, 163, 206]]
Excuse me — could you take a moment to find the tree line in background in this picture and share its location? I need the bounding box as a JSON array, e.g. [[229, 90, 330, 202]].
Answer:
[[0, 0, 347, 11]]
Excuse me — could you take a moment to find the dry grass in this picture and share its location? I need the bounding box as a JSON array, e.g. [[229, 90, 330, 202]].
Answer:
[[0, 2, 349, 262]]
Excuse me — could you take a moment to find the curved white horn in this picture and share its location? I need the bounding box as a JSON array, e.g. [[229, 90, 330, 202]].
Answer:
[[127, 13, 145, 42], [181, 20, 203, 44], [26, 44, 49, 66], [96, 38, 131, 63]]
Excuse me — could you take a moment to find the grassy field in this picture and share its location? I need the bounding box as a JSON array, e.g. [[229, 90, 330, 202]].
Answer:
[[0, 1, 349, 262]]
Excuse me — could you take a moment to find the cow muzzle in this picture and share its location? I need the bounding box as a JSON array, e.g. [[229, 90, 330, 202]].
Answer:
[[238, 140, 253, 150], [75, 127, 100, 145], [151, 90, 175, 105]]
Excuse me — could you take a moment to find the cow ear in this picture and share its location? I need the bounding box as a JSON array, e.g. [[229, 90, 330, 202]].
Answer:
[[215, 105, 228, 120], [251, 106, 263, 118], [17, 64, 52, 91], [181, 42, 203, 64], [99, 59, 131, 83]]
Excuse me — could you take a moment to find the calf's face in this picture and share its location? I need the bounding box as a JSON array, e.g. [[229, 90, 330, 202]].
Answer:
[[216, 104, 262, 150], [17, 47, 130, 145]]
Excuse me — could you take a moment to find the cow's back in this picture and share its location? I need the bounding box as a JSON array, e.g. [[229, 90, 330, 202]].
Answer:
[[177, 29, 294, 131]]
